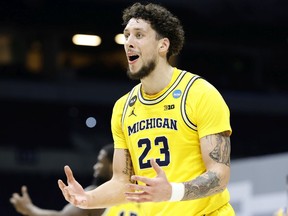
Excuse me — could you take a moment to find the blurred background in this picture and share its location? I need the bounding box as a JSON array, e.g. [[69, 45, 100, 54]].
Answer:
[[0, 0, 287, 215]]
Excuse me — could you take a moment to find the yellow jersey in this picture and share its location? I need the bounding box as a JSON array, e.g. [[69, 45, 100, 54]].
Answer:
[[102, 202, 143, 216], [274, 208, 288, 216], [112, 68, 234, 215]]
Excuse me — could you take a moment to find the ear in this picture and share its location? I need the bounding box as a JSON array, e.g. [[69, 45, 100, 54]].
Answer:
[[158, 37, 170, 54]]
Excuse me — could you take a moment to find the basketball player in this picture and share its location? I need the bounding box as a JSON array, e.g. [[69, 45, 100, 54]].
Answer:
[[10, 144, 142, 216], [274, 208, 288, 216], [58, 2, 235, 215]]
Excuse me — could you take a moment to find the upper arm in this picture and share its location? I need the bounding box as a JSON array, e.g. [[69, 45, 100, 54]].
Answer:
[[112, 148, 135, 184], [182, 131, 231, 200], [200, 131, 231, 186], [190, 79, 232, 138], [111, 95, 134, 183], [191, 79, 231, 184]]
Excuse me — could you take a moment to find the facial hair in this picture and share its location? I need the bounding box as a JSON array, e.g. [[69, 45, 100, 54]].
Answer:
[[126, 58, 156, 80]]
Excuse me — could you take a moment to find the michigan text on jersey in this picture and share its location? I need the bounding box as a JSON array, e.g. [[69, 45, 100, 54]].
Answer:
[[128, 118, 178, 136]]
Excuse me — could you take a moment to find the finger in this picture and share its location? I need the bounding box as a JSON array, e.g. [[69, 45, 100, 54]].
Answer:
[[125, 191, 145, 198], [64, 165, 75, 183], [11, 193, 20, 199], [58, 179, 67, 191], [125, 192, 151, 202], [127, 183, 151, 193], [9, 197, 15, 204], [131, 175, 154, 186], [10, 194, 19, 205], [21, 185, 31, 200], [58, 183, 71, 201], [126, 197, 151, 202], [150, 158, 164, 176], [58, 180, 75, 202], [21, 185, 27, 195]]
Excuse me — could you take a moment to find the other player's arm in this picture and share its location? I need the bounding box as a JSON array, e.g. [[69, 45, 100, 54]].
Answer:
[[58, 148, 133, 209], [182, 131, 231, 200], [10, 185, 105, 216]]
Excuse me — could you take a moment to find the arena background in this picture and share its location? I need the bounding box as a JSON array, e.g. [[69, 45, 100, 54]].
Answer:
[[0, 0, 287, 215]]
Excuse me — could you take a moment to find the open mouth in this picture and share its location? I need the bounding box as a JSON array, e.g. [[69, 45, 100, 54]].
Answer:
[[128, 55, 139, 62]]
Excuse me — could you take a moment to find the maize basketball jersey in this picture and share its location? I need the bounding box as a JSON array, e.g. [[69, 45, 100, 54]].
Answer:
[[112, 68, 233, 215], [102, 202, 143, 216]]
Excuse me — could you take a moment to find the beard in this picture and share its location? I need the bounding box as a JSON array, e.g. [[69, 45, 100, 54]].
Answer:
[[126, 58, 156, 80]]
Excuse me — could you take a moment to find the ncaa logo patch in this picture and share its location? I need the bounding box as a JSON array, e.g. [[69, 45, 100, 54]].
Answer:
[[172, 89, 182, 98]]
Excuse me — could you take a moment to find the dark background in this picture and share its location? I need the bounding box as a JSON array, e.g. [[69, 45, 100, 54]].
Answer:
[[0, 0, 287, 215]]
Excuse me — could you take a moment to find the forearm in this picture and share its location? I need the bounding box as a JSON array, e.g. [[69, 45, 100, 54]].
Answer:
[[179, 132, 231, 201], [85, 178, 128, 209], [24, 203, 102, 216], [182, 167, 230, 201], [84, 149, 134, 209], [23, 204, 63, 216]]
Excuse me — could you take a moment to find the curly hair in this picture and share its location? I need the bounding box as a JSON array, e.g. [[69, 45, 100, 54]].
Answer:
[[122, 2, 185, 59]]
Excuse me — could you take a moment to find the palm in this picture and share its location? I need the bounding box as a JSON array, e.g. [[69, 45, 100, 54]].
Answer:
[[58, 165, 88, 207], [10, 186, 32, 215]]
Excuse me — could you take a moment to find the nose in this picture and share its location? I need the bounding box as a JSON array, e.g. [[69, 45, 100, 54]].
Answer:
[[125, 35, 135, 48]]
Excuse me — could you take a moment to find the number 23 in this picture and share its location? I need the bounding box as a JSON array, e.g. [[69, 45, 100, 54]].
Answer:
[[138, 136, 170, 169]]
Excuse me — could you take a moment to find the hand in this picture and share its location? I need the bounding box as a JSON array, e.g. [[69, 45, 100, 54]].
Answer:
[[58, 165, 88, 208], [125, 158, 172, 202], [10, 185, 33, 215]]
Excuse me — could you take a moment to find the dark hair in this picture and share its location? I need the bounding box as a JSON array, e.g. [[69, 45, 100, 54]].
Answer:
[[122, 2, 185, 59], [101, 144, 114, 163]]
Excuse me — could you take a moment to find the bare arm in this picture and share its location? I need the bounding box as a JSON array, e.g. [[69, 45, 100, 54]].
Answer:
[[182, 131, 231, 200], [58, 148, 134, 209], [10, 185, 105, 216]]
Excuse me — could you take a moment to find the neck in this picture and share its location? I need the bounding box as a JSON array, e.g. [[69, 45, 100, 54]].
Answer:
[[141, 64, 174, 95]]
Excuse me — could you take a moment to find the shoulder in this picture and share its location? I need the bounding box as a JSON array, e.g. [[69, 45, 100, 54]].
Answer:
[[176, 70, 219, 99], [186, 74, 222, 98], [114, 92, 129, 108], [113, 83, 141, 109], [184, 73, 228, 110]]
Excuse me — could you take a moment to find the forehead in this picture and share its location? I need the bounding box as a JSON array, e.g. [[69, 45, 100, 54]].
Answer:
[[124, 18, 151, 32]]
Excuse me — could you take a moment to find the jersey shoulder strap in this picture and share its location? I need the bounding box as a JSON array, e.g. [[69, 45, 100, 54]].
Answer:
[[181, 72, 202, 131], [121, 84, 140, 130]]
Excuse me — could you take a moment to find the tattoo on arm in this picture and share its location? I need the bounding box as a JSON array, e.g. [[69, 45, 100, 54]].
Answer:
[[122, 149, 135, 183], [182, 133, 230, 200], [183, 171, 222, 200], [208, 132, 231, 166]]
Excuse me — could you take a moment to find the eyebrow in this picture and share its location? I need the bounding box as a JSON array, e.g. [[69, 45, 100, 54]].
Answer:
[[124, 27, 146, 33]]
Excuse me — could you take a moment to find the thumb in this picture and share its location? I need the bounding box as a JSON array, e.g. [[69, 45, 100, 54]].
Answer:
[[21, 185, 31, 200], [150, 158, 165, 176], [21, 185, 28, 195]]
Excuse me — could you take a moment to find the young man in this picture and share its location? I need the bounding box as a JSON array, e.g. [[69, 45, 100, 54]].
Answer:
[[58, 2, 235, 215], [10, 144, 142, 216]]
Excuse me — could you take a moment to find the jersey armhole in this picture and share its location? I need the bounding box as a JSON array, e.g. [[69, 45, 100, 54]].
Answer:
[[180, 75, 201, 131]]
